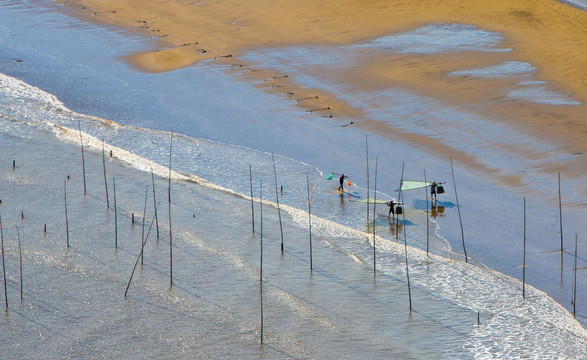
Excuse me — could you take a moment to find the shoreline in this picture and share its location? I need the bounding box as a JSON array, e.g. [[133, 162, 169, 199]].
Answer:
[[53, 0, 587, 182], [1, 3, 586, 351], [0, 88, 585, 356]]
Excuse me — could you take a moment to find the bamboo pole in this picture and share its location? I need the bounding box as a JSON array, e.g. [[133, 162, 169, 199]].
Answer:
[[16, 225, 22, 302], [558, 173, 563, 253], [523, 198, 526, 299], [64, 180, 70, 248], [259, 179, 264, 345], [573, 234, 578, 317], [102, 139, 110, 209], [424, 169, 430, 257], [0, 214, 7, 310], [396, 163, 405, 241], [402, 203, 412, 313], [260, 179, 263, 283], [113, 177, 118, 248], [558, 172, 564, 284], [271, 153, 284, 253], [307, 175, 313, 271], [168, 131, 174, 286], [366, 134, 370, 231], [250, 165, 255, 234], [373, 158, 378, 273], [125, 202, 160, 297], [450, 158, 467, 263], [141, 185, 148, 266], [151, 169, 160, 241], [78, 120, 86, 196]]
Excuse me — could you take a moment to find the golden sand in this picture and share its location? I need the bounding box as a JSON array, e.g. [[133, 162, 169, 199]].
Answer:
[[56, 0, 587, 178]]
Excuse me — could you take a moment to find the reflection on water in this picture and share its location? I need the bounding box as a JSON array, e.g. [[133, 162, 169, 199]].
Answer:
[[431, 203, 446, 218]]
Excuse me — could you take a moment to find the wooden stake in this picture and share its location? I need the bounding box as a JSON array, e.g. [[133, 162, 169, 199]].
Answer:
[[558, 172, 564, 284], [558, 173, 564, 253], [102, 139, 110, 209], [402, 204, 412, 313], [573, 234, 578, 317], [259, 179, 264, 345], [16, 225, 22, 302], [151, 170, 160, 241], [168, 130, 173, 286], [450, 158, 467, 263], [260, 179, 263, 282], [271, 153, 284, 253], [113, 177, 118, 248], [125, 202, 160, 297], [365, 134, 370, 231], [424, 169, 429, 257], [0, 214, 7, 310], [397, 163, 405, 241], [141, 185, 148, 266], [64, 180, 70, 248], [523, 198, 526, 299], [250, 165, 255, 234], [373, 158, 378, 273], [307, 175, 313, 271], [78, 120, 86, 196]]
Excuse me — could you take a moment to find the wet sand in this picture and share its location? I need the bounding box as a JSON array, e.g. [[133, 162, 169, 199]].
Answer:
[[55, 0, 587, 182]]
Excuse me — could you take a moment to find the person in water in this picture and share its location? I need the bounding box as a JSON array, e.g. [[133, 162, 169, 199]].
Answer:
[[430, 181, 445, 201], [431, 181, 438, 201], [338, 173, 348, 192], [387, 199, 397, 217]]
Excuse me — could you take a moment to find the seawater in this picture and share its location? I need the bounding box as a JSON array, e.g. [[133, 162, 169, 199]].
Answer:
[[1, 1, 586, 358], [1, 64, 586, 359]]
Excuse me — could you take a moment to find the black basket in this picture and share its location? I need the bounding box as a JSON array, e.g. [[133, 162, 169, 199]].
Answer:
[[437, 186, 445, 194], [395, 205, 403, 215]]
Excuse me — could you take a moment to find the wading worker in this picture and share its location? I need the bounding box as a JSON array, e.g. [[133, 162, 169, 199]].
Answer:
[[431, 181, 438, 201], [338, 173, 348, 192], [431, 181, 444, 201], [387, 199, 397, 217]]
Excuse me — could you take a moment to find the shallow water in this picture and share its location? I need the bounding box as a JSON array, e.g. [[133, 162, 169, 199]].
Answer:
[[1, 82, 585, 358], [0, 1, 586, 358]]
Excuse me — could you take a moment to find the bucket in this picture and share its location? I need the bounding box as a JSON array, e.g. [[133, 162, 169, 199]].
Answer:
[[395, 205, 403, 215], [437, 186, 445, 194]]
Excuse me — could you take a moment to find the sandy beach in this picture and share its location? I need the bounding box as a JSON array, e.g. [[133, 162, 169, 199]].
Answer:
[[54, 0, 587, 186]]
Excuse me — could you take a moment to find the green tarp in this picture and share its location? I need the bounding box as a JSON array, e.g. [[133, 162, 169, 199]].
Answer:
[[351, 198, 391, 204], [397, 180, 432, 192]]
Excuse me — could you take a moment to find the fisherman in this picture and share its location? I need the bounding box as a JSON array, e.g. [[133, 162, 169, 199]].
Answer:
[[431, 181, 438, 201], [386, 199, 397, 217], [338, 173, 348, 192], [430, 181, 445, 201]]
